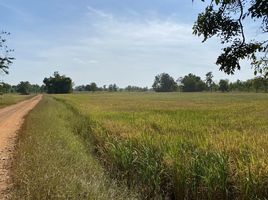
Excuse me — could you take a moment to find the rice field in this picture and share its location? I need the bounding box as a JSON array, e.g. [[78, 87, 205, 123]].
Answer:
[[55, 92, 268, 199]]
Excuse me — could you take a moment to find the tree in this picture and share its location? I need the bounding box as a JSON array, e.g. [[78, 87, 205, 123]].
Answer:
[[125, 85, 148, 92], [90, 82, 97, 92], [85, 84, 91, 91], [205, 71, 214, 92], [108, 84, 113, 92], [211, 82, 219, 92], [229, 79, 244, 91], [84, 82, 98, 92], [103, 85, 107, 91], [263, 77, 268, 93], [43, 72, 72, 94], [193, 0, 268, 76], [17, 81, 31, 95], [30, 84, 41, 93], [0, 82, 11, 93], [176, 77, 184, 92], [244, 79, 253, 92], [75, 85, 86, 91], [152, 73, 177, 92], [112, 84, 118, 92], [219, 79, 229, 92], [181, 73, 206, 92], [253, 76, 264, 92], [0, 31, 14, 74], [108, 84, 118, 92]]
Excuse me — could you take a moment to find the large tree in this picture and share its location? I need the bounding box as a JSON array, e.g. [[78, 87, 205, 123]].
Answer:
[[0, 82, 11, 94], [0, 32, 14, 74], [43, 72, 73, 94], [108, 84, 118, 92], [152, 73, 178, 92], [17, 81, 31, 95], [252, 76, 268, 92], [89, 82, 98, 92], [181, 73, 206, 92], [205, 71, 214, 92], [219, 79, 229, 92], [193, 0, 268, 76]]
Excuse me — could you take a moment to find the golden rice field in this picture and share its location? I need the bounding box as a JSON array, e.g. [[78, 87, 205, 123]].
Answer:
[[55, 92, 268, 199]]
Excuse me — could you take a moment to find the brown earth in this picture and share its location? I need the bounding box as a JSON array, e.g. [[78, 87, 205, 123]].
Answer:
[[0, 95, 42, 200]]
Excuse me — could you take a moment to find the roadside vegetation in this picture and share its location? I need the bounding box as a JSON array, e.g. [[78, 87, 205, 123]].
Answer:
[[12, 96, 136, 200], [0, 94, 33, 108], [54, 92, 268, 199]]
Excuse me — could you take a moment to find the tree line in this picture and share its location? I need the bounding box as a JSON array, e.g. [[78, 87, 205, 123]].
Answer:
[[1, 71, 268, 95], [0, 81, 43, 95], [75, 83, 119, 92], [152, 72, 268, 93], [74, 83, 148, 92]]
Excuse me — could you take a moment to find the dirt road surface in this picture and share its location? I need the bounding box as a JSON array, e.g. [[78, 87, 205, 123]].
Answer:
[[0, 95, 42, 199]]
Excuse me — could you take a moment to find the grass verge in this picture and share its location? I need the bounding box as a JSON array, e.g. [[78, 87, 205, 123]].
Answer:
[[0, 94, 34, 108], [12, 96, 136, 200]]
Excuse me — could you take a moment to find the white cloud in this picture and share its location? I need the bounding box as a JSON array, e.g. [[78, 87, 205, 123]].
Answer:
[[5, 6, 254, 86], [87, 6, 114, 20]]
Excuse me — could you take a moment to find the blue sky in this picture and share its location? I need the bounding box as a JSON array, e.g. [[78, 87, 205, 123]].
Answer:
[[0, 0, 257, 87]]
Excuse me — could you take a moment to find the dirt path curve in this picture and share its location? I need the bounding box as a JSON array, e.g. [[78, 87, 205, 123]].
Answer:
[[0, 95, 42, 199]]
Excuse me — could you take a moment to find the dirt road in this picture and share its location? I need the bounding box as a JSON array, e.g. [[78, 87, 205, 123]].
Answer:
[[0, 95, 42, 199]]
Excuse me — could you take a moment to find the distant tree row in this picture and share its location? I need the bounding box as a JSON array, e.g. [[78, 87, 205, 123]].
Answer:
[[0, 72, 73, 95], [2, 71, 268, 95], [0, 81, 43, 95], [152, 73, 207, 92], [75, 83, 149, 92], [152, 72, 268, 93], [74, 83, 119, 92], [125, 85, 148, 92]]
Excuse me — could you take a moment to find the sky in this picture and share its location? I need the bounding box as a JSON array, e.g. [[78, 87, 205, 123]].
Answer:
[[0, 0, 259, 87]]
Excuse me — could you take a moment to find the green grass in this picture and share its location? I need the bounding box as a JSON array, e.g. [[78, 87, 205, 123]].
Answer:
[[0, 94, 34, 108], [54, 92, 268, 199], [12, 96, 136, 200]]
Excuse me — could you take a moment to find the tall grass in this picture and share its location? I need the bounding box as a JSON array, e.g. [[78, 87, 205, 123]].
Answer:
[[12, 96, 136, 200], [55, 92, 268, 199]]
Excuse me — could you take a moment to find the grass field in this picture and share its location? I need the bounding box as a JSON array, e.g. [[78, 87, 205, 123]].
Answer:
[[0, 94, 33, 108], [52, 92, 268, 199]]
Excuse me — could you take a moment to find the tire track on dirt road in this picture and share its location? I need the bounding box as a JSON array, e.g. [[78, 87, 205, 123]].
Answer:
[[0, 95, 42, 199]]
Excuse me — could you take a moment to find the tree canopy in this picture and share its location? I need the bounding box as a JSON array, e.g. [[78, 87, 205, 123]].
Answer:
[[205, 71, 214, 92], [181, 73, 206, 92], [108, 84, 118, 92], [219, 79, 229, 92], [0, 31, 14, 74], [43, 72, 73, 94], [152, 73, 178, 92], [193, 0, 268, 76], [16, 81, 31, 95]]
